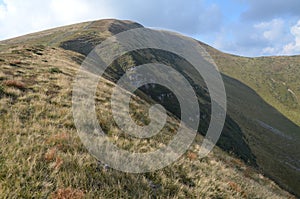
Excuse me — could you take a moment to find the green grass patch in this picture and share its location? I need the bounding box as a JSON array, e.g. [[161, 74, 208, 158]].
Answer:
[[49, 67, 62, 74]]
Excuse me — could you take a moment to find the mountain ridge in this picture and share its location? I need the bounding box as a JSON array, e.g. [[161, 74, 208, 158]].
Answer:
[[2, 19, 299, 128], [0, 19, 299, 198]]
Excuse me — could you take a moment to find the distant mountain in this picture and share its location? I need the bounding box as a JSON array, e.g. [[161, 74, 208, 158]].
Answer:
[[0, 19, 298, 198], [205, 45, 300, 127]]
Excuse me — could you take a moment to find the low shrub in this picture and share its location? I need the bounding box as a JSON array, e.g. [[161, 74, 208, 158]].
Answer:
[[49, 67, 62, 73]]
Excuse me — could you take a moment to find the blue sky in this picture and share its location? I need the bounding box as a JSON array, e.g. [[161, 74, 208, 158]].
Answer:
[[0, 0, 300, 57]]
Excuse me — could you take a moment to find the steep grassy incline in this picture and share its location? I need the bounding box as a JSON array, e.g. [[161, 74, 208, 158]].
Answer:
[[104, 48, 300, 196], [0, 19, 299, 197], [0, 44, 294, 198]]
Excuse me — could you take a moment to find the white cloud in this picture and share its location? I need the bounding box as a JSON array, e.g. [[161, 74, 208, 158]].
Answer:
[[254, 19, 285, 41], [262, 47, 276, 54], [283, 20, 300, 54], [0, 0, 115, 39], [0, 0, 55, 39], [0, 0, 223, 40], [213, 18, 298, 57], [50, 0, 90, 23], [0, 3, 7, 19]]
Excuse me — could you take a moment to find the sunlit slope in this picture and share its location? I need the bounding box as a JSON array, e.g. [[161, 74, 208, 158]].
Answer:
[[205, 46, 300, 126], [0, 43, 294, 198]]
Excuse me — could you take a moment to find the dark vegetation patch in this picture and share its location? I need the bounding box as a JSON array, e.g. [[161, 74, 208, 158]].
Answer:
[[49, 67, 62, 74], [108, 20, 143, 35], [34, 52, 43, 56], [9, 60, 23, 67], [59, 35, 103, 56], [25, 45, 45, 56], [0, 85, 5, 96]]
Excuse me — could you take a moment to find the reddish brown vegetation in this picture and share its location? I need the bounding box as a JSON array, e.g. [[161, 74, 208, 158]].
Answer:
[[44, 147, 57, 162], [3, 80, 26, 90], [51, 187, 84, 199], [187, 151, 198, 160]]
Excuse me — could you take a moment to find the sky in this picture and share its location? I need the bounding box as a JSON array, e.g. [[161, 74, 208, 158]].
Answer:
[[0, 0, 300, 57]]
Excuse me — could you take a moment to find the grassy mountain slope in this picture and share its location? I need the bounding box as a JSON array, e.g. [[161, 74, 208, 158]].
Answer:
[[114, 47, 300, 197], [0, 42, 294, 198], [0, 19, 299, 198], [205, 46, 300, 126]]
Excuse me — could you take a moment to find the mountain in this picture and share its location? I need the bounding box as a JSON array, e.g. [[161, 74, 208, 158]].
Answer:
[[0, 19, 299, 198], [205, 46, 300, 126]]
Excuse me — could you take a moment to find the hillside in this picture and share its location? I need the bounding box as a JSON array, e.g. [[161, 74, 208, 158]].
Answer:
[[0, 19, 299, 198], [205, 46, 300, 126]]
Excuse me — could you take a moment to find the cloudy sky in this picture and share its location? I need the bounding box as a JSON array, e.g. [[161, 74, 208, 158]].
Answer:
[[0, 0, 300, 57]]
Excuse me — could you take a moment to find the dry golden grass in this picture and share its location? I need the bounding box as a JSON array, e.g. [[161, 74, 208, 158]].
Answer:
[[0, 45, 295, 198]]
